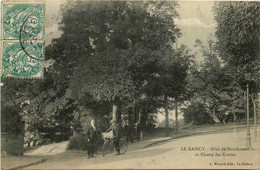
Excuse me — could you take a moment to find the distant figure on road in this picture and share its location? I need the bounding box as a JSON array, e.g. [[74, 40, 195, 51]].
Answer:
[[86, 119, 98, 159]]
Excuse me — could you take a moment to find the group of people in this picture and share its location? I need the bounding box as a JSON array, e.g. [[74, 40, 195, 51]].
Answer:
[[86, 118, 122, 158], [85, 118, 141, 159]]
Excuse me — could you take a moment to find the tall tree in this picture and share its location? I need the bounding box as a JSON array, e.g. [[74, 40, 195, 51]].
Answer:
[[186, 39, 247, 124], [214, 2, 260, 94], [214, 2, 260, 123], [6, 1, 182, 142], [154, 45, 193, 135], [60, 1, 181, 123]]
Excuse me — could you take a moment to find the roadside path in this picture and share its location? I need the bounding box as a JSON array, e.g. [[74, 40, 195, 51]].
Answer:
[[26, 128, 260, 169], [1, 123, 258, 169]]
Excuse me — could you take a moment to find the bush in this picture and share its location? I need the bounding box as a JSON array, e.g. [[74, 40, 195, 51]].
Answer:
[[183, 102, 214, 125], [68, 134, 89, 150]]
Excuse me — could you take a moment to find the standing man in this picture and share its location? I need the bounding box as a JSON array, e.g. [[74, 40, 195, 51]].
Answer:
[[124, 119, 133, 143], [86, 119, 98, 159], [111, 119, 122, 155]]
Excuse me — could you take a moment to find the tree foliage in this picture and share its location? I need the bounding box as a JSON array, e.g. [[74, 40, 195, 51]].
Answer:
[[1, 1, 184, 142], [183, 102, 214, 125], [214, 2, 260, 68], [185, 39, 246, 124], [60, 1, 181, 103], [212, 2, 260, 122]]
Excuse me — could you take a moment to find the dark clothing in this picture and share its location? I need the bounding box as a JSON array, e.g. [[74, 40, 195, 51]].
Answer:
[[124, 124, 133, 143], [86, 125, 97, 158], [112, 123, 122, 139], [112, 123, 122, 154]]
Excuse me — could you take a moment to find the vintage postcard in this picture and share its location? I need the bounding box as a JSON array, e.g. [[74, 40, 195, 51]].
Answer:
[[1, 0, 260, 169]]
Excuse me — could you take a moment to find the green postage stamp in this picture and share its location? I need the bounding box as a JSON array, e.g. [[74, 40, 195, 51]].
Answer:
[[1, 1, 45, 78]]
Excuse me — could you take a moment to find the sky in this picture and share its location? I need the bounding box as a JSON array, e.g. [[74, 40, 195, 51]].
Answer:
[[45, 0, 216, 61], [175, 1, 216, 54]]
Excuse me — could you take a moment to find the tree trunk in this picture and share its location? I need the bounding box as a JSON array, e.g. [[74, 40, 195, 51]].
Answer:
[[244, 91, 247, 120], [175, 97, 178, 134], [253, 100, 257, 139], [164, 94, 169, 136], [209, 109, 221, 123], [112, 104, 117, 121], [116, 102, 122, 124], [233, 112, 237, 122], [138, 109, 144, 140], [134, 100, 137, 123], [205, 106, 221, 123], [250, 95, 257, 139]]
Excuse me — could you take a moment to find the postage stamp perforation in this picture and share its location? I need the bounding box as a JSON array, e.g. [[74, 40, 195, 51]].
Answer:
[[2, 0, 45, 4], [1, 74, 43, 79], [1, 39, 45, 42]]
